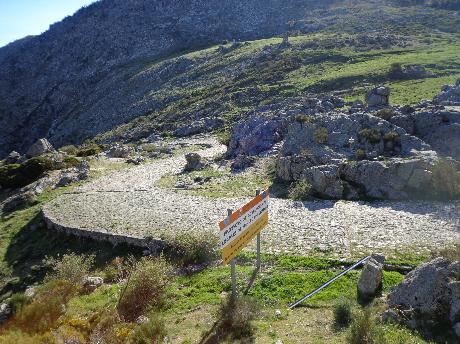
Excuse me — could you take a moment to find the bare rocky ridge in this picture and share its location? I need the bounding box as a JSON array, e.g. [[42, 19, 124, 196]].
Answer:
[[1, 0, 459, 158], [0, 0, 337, 158], [42, 135, 460, 257], [228, 81, 460, 200]]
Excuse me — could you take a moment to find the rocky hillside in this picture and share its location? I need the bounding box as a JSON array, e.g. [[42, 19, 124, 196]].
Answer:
[[1, 0, 460, 158]]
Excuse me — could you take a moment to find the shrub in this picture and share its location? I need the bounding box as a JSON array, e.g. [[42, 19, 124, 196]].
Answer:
[[63, 156, 81, 168], [359, 129, 381, 145], [60, 145, 79, 156], [348, 307, 379, 344], [388, 63, 404, 80], [356, 149, 367, 161], [45, 253, 95, 285], [216, 130, 231, 147], [88, 309, 124, 344], [0, 331, 56, 344], [129, 315, 167, 344], [383, 131, 400, 143], [314, 127, 329, 144], [219, 296, 260, 340], [374, 108, 397, 121], [117, 257, 171, 322], [0, 157, 53, 189], [9, 293, 29, 314], [334, 297, 353, 328], [295, 114, 315, 125], [288, 180, 312, 201], [76, 143, 102, 157], [140, 143, 158, 153], [6, 280, 80, 334], [431, 158, 460, 199], [0, 155, 80, 189], [161, 231, 219, 266], [434, 244, 460, 262]]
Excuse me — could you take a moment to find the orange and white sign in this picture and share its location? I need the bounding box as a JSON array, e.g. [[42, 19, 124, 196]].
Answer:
[[219, 190, 269, 265]]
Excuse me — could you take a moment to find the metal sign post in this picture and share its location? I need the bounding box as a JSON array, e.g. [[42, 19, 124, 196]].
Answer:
[[228, 208, 237, 299], [219, 189, 270, 299], [255, 190, 261, 270]]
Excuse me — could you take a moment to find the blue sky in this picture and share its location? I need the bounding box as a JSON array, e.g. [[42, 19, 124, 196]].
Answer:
[[0, 0, 97, 47]]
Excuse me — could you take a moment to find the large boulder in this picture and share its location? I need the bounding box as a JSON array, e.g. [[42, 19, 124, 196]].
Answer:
[[227, 114, 287, 158], [388, 258, 460, 336], [4, 151, 21, 164], [434, 78, 460, 106], [107, 144, 134, 158], [358, 257, 384, 301], [55, 161, 90, 188], [26, 138, 55, 158], [83, 276, 104, 293], [389, 109, 460, 160], [365, 86, 390, 107]]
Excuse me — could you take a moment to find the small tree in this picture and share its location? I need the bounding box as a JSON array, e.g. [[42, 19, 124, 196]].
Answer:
[[117, 257, 171, 322]]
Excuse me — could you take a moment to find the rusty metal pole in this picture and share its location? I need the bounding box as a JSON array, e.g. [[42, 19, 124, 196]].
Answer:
[[256, 190, 261, 270], [228, 208, 237, 299]]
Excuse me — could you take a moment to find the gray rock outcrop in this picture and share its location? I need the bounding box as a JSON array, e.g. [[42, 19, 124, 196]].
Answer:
[[358, 257, 383, 301], [434, 78, 460, 106], [388, 258, 460, 337], [0, 0, 343, 158], [83, 276, 104, 293], [0, 302, 11, 325], [107, 144, 134, 158], [26, 138, 55, 158], [4, 151, 21, 164], [365, 86, 390, 108]]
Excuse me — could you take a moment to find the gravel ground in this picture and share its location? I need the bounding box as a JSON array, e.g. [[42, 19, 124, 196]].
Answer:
[[43, 135, 460, 257]]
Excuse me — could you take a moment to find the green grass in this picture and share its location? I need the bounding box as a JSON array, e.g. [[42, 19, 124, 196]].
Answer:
[[0, 159, 140, 300], [98, 30, 460, 143], [155, 167, 271, 198], [66, 284, 120, 317]]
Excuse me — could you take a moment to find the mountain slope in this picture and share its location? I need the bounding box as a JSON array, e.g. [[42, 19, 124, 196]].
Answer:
[[1, 0, 460, 157]]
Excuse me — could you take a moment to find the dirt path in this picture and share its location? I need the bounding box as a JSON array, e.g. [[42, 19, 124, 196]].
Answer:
[[43, 135, 460, 257]]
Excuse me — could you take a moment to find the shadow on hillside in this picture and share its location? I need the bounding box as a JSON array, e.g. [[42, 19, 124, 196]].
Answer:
[[1, 213, 142, 296]]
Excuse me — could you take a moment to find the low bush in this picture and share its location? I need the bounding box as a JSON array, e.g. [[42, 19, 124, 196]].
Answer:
[[348, 307, 380, 344], [117, 257, 171, 322], [355, 149, 367, 161], [314, 127, 329, 144], [9, 293, 29, 314], [383, 131, 400, 143], [295, 114, 315, 125], [6, 280, 80, 334], [45, 253, 95, 285], [140, 143, 158, 153], [434, 244, 460, 262], [334, 297, 353, 328], [288, 180, 312, 201], [0, 155, 80, 189], [59, 145, 79, 156], [129, 315, 167, 344], [216, 130, 232, 147], [359, 129, 382, 145], [431, 158, 460, 199], [219, 296, 260, 340], [375, 108, 397, 121], [161, 231, 219, 266], [76, 143, 102, 157]]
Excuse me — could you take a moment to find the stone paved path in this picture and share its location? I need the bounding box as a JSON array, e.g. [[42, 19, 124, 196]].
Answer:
[[43, 135, 460, 257]]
